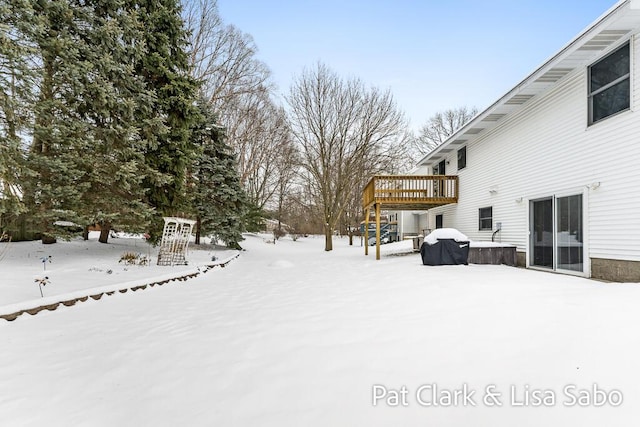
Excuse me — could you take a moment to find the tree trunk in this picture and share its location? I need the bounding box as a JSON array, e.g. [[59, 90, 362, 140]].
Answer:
[[324, 227, 333, 251], [83, 225, 90, 241], [276, 218, 282, 240], [195, 216, 201, 245], [42, 234, 56, 244], [98, 221, 111, 244], [349, 231, 353, 246]]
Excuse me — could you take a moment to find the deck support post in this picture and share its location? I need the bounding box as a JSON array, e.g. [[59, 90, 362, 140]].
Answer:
[[364, 207, 370, 256], [375, 203, 381, 260], [362, 175, 459, 260]]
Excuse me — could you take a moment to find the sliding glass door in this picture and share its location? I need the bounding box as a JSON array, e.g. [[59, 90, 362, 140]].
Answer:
[[531, 198, 554, 268], [556, 195, 583, 272], [529, 194, 584, 274]]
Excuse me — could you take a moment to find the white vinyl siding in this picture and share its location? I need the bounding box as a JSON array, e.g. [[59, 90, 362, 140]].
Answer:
[[424, 35, 640, 263]]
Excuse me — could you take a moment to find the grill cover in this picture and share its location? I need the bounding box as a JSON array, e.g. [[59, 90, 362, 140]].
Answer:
[[420, 239, 470, 265]]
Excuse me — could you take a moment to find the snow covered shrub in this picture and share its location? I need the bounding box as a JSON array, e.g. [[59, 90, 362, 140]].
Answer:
[[119, 252, 149, 266], [119, 252, 138, 264], [273, 228, 286, 240]]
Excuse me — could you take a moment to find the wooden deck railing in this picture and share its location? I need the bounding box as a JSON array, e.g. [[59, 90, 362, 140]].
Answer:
[[362, 175, 459, 210]]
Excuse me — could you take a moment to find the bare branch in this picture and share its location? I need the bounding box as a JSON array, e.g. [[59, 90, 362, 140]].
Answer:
[[412, 105, 478, 159], [287, 63, 408, 251]]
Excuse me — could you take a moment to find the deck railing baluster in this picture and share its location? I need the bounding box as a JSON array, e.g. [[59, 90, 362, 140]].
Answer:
[[362, 175, 458, 210]]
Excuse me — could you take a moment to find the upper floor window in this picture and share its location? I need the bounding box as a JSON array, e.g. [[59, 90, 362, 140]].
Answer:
[[588, 42, 630, 124], [433, 159, 446, 175], [457, 146, 466, 170]]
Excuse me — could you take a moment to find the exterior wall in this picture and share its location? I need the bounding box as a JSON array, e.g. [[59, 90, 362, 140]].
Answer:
[[591, 258, 640, 282], [421, 34, 640, 276], [417, 212, 429, 234], [413, 165, 430, 174], [398, 211, 427, 237]]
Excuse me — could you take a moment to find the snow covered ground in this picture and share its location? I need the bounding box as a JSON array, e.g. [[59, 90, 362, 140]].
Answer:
[[0, 232, 237, 309], [1, 234, 640, 426]]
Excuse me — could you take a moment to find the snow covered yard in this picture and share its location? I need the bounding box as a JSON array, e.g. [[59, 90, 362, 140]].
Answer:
[[1, 234, 640, 426], [0, 232, 237, 309]]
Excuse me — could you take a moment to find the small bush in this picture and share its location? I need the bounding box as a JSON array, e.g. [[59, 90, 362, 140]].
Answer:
[[273, 228, 287, 240], [119, 252, 149, 266]]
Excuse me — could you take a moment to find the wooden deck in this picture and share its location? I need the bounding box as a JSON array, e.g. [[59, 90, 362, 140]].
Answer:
[[362, 175, 459, 260], [362, 175, 459, 210]]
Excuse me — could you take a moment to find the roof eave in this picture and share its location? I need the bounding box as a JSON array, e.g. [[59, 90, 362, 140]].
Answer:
[[417, 0, 633, 166]]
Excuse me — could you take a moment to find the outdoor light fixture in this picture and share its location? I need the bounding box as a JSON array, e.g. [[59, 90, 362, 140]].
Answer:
[[590, 181, 601, 190]]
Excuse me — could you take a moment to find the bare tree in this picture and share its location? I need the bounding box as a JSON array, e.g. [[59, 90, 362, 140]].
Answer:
[[413, 106, 478, 158], [221, 88, 295, 210], [182, 0, 271, 109], [280, 188, 324, 237], [274, 139, 299, 234], [183, 1, 296, 213], [287, 63, 408, 251]]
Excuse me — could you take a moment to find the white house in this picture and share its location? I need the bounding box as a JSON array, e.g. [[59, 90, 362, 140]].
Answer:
[[397, 0, 640, 281]]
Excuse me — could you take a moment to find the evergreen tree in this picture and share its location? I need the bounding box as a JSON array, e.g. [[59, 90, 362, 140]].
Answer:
[[23, 0, 91, 243], [72, 0, 156, 243], [192, 100, 247, 249], [0, 0, 35, 228], [243, 203, 266, 233], [132, 0, 200, 239], [11, 0, 157, 243]]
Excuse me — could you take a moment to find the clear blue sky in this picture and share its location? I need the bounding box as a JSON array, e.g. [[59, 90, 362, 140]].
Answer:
[[217, 0, 618, 132]]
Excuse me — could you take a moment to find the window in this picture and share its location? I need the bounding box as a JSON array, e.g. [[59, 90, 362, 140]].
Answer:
[[479, 207, 492, 231], [457, 146, 466, 170], [433, 159, 446, 175], [588, 42, 630, 124], [435, 214, 443, 229]]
